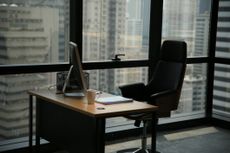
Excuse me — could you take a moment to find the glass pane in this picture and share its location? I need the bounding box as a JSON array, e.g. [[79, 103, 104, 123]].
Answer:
[[0, 72, 56, 150], [86, 67, 148, 131], [161, 63, 207, 123], [213, 64, 230, 121], [162, 0, 211, 57], [87, 67, 148, 94], [0, 0, 70, 64], [86, 64, 207, 127], [215, 0, 230, 58], [83, 0, 150, 61]]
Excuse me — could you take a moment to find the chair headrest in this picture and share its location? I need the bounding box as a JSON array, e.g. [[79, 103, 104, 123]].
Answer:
[[160, 40, 187, 63]]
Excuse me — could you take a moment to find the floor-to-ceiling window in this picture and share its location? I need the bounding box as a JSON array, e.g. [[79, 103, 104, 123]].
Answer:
[[160, 0, 211, 123], [213, 0, 230, 122], [0, 0, 70, 151], [1, 0, 229, 152], [81, 0, 212, 128], [82, 0, 151, 131]]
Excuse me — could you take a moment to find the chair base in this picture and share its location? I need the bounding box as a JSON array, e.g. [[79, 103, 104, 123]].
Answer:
[[117, 148, 160, 153]]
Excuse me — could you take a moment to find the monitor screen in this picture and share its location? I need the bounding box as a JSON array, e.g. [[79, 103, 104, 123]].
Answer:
[[62, 42, 87, 97]]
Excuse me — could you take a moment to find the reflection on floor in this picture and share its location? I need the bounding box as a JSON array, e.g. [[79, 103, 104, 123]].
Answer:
[[105, 126, 230, 153]]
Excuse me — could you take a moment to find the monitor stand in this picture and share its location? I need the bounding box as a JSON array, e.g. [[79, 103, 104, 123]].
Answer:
[[62, 65, 85, 98]]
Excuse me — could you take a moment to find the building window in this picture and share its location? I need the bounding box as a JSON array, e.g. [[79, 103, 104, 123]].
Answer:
[[0, 0, 70, 64], [212, 0, 230, 122], [86, 67, 148, 129], [213, 64, 230, 121], [162, 0, 211, 57], [161, 0, 211, 122], [0, 0, 70, 150], [0, 72, 55, 150]]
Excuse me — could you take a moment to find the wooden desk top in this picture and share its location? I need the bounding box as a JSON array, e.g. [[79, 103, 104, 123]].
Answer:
[[28, 89, 158, 118]]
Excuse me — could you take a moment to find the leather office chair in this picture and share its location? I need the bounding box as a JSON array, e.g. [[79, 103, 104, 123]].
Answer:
[[118, 40, 187, 153]]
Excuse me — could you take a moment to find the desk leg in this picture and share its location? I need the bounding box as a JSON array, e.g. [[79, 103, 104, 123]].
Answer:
[[35, 99, 40, 153], [96, 118, 105, 153], [29, 95, 33, 153], [151, 112, 158, 153]]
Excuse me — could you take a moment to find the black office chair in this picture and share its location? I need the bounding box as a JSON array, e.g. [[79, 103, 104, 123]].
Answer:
[[118, 40, 187, 153]]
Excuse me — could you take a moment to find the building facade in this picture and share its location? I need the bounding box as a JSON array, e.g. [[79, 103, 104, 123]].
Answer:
[[163, 0, 210, 116], [213, 0, 230, 121], [0, 5, 59, 138]]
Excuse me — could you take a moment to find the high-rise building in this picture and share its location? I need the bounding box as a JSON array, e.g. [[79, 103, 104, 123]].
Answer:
[[83, 0, 150, 92], [83, 0, 149, 130], [0, 5, 59, 138], [140, 0, 150, 47], [0, 0, 70, 61], [162, 0, 197, 56], [83, 0, 127, 93], [191, 13, 210, 111], [213, 0, 230, 120], [162, 0, 195, 115], [163, 0, 209, 115], [175, 82, 193, 114], [118, 0, 148, 93]]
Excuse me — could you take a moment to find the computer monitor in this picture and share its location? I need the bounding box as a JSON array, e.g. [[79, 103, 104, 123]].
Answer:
[[62, 42, 87, 97]]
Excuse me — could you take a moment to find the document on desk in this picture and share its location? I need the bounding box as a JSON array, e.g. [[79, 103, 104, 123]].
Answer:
[[96, 96, 133, 105]]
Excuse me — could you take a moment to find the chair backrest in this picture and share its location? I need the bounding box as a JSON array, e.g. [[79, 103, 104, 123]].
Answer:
[[146, 40, 187, 116]]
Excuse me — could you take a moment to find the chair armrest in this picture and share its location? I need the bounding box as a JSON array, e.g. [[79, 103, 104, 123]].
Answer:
[[119, 83, 146, 100], [150, 89, 176, 99], [149, 89, 179, 117]]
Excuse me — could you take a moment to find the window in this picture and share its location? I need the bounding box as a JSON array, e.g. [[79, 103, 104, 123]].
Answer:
[[0, 0, 69, 150], [162, 0, 211, 57], [161, 63, 207, 123], [161, 0, 211, 122], [86, 67, 148, 130], [0, 0, 223, 151], [213, 65, 230, 121], [0, 0, 70, 64], [82, 0, 150, 61], [212, 0, 230, 122], [0, 72, 56, 150], [86, 67, 148, 95], [215, 0, 230, 58]]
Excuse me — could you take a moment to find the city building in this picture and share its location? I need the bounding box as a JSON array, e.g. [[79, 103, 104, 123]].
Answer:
[[0, 5, 59, 138], [213, 0, 230, 121], [83, 0, 130, 93], [162, 0, 210, 116], [0, 0, 69, 61], [0, 0, 230, 153]]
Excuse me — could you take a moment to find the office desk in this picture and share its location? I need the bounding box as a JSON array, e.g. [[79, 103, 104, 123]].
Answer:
[[28, 89, 158, 153]]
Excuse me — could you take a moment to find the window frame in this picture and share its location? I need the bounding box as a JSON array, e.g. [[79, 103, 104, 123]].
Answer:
[[2, 0, 230, 152], [0, 0, 215, 118], [0, 0, 227, 144]]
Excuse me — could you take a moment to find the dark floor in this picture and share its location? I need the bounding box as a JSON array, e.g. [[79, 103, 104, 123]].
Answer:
[[105, 126, 230, 153], [157, 127, 230, 153]]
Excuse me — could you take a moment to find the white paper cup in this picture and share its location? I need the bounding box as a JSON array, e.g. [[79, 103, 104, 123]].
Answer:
[[86, 89, 97, 104]]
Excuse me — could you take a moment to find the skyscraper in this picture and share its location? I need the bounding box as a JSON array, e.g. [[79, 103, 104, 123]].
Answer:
[[213, 0, 230, 120], [140, 0, 150, 47], [0, 5, 59, 138], [0, 0, 70, 61], [83, 0, 149, 130], [83, 0, 127, 93], [191, 13, 210, 111], [163, 0, 210, 115]]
